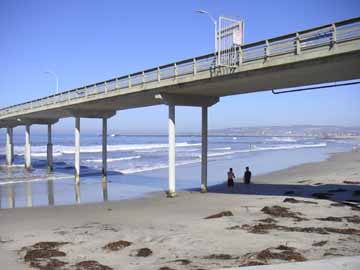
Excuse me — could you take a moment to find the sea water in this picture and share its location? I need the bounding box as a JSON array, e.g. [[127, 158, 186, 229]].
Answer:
[[0, 133, 359, 208]]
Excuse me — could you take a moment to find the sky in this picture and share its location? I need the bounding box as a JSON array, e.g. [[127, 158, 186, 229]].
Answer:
[[0, 0, 359, 134]]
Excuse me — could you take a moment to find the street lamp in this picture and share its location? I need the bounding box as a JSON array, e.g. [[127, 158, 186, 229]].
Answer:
[[196, 9, 218, 63], [44, 71, 59, 94]]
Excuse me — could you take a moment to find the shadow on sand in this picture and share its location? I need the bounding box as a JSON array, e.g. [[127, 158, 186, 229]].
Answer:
[[197, 181, 360, 206]]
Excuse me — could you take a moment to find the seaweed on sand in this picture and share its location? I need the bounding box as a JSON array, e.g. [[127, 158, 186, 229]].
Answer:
[[21, 241, 70, 270], [241, 223, 360, 235], [103, 240, 132, 251], [283, 198, 318, 204], [205, 211, 234, 219], [240, 245, 306, 266], [75, 260, 113, 270], [261, 206, 307, 221]]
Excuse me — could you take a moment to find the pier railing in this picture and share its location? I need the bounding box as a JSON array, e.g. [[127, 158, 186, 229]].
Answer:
[[1, 17, 359, 117]]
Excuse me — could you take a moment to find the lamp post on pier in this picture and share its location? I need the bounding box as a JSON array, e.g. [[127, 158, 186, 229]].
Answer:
[[44, 71, 59, 94], [196, 10, 218, 65]]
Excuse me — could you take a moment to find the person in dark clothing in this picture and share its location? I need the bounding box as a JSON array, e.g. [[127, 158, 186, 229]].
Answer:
[[227, 168, 235, 187], [243, 166, 251, 184]]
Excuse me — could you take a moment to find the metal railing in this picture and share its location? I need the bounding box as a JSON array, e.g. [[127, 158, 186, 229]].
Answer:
[[1, 17, 359, 118]]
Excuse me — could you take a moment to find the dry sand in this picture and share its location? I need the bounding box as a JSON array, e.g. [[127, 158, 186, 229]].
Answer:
[[0, 150, 360, 270]]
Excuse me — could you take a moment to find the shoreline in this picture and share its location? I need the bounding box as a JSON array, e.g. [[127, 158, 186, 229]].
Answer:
[[253, 149, 360, 184], [0, 148, 357, 210], [0, 150, 360, 269]]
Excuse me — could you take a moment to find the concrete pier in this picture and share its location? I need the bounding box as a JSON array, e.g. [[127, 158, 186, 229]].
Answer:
[[102, 117, 107, 178], [75, 117, 80, 183], [47, 124, 53, 172], [201, 106, 208, 192], [6, 127, 14, 166], [168, 105, 176, 197], [24, 125, 31, 169]]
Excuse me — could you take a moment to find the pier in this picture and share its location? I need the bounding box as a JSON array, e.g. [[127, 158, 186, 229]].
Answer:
[[1, 17, 360, 196]]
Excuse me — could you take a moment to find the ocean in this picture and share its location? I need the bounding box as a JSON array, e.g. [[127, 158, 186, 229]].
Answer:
[[0, 133, 359, 209]]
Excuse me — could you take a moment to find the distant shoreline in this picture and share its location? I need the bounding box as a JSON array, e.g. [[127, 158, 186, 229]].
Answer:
[[104, 133, 360, 139]]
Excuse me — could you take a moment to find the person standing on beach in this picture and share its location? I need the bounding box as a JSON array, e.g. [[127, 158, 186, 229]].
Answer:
[[227, 168, 235, 188], [244, 166, 251, 184]]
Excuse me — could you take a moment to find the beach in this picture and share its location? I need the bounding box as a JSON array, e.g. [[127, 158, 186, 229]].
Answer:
[[0, 150, 360, 269]]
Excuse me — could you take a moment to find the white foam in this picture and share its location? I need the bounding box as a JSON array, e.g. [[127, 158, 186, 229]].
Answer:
[[212, 147, 232, 151], [202, 143, 327, 158], [118, 159, 200, 174], [85, 155, 141, 163], [120, 143, 327, 174], [268, 137, 298, 142], [6, 142, 201, 157], [0, 175, 73, 185]]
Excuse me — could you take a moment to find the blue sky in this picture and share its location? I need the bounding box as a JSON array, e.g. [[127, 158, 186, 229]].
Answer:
[[0, 0, 359, 134]]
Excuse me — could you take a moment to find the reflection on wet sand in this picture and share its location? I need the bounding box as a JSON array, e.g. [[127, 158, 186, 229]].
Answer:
[[74, 182, 81, 204], [47, 178, 54, 206], [7, 184, 15, 208], [102, 179, 108, 202], [26, 181, 32, 207], [1, 168, 112, 208]]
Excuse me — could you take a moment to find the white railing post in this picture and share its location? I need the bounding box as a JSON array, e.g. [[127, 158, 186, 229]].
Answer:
[[193, 58, 197, 75], [265, 40, 270, 58], [174, 63, 178, 79], [296, 33, 301, 55], [332, 23, 337, 48], [238, 46, 243, 65], [157, 67, 161, 82], [128, 75, 132, 88]]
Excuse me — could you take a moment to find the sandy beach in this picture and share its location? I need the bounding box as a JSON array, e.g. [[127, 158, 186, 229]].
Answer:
[[1, 150, 360, 270]]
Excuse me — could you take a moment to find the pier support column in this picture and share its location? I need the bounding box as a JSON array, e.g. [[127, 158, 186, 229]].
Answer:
[[47, 124, 53, 172], [102, 117, 107, 179], [6, 127, 14, 166], [25, 125, 31, 169], [167, 105, 176, 197], [201, 106, 208, 193], [75, 117, 80, 183]]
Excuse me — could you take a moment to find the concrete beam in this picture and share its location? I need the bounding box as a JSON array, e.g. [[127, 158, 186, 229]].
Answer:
[[0, 120, 21, 128], [155, 93, 219, 107], [16, 118, 58, 126], [67, 109, 116, 119]]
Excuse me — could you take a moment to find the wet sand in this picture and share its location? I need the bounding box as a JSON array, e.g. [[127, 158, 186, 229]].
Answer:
[[0, 150, 360, 269]]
